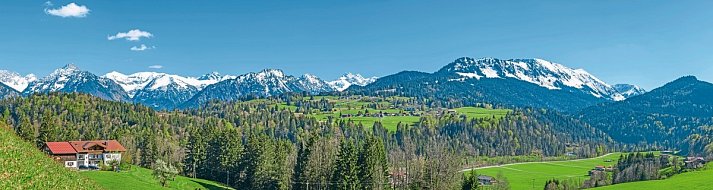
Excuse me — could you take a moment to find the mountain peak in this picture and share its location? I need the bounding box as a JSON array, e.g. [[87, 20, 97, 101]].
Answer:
[[198, 72, 222, 80], [613, 84, 646, 99], [49, 64, 83, 78], [62, 64, 80, 71], [328, 72, 378, 91], [256, 69, 286, 78], [673, 76, 699, 83]]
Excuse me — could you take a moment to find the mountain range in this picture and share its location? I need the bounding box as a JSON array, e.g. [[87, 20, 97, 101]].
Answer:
[[0, 57, 646, 110], [0, 64, 379, 109], [348, 57, 646, 112]]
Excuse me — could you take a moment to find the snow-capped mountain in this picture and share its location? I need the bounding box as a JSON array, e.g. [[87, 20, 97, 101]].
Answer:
[[438, 57, 625, 101], [102, 71, 233, 97], [328, 73, 378, 91], [182, 69, 335, 108], [613, 84, 646, 98], [23, 64, 129, 101], [0, 83, 20, 99], [0, 70, 36, 92], [102, 71, 235, 109], [296, 74, 337, 93]]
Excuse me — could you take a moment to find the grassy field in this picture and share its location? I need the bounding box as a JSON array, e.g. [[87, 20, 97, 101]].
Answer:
[[0, 127, 103, 189], [472, 153, 623, 190], [81, 166, 233, 190], [243, 96, 512, 131], [455, 107, 510, 120], [593, 163, 712, 190]]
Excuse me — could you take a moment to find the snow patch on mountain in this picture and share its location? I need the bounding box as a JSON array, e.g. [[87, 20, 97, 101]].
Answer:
[[102, 71, 233, 98], [328, 73, 378, 91], [613, 84, 646, 98], [0, 70, 36, 92], [25, 64, 82, 93]]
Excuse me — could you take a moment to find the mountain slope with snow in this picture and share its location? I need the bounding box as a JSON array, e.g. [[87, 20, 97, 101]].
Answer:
[[438, 57, 625, 100], [0, 83, 20, 99], [0, 70, 36, 92], [182, 69, 335, 108], [22, 65, 129, 102], [613, 84, 646, 99], [102, 71, 235, 109], [348, 57, 632, 112], [328, 73, 378, 91]]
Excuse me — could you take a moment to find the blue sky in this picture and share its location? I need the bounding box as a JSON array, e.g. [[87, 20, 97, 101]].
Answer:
[[1, 1, 712, 89]]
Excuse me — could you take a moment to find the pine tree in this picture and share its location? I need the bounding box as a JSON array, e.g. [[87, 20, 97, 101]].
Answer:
[[358, 135, 389, 190], [461, 170, 479, 190], [292, 136, 315, 190], [333, 139, 360, 190]]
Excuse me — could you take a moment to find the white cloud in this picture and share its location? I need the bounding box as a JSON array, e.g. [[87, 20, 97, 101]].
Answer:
[[44, 1, 53, 7], [130, 44, 155, 51], [45, 3, 89, 18], [148, 65, 163, 69], [108, 29, 153, 41]]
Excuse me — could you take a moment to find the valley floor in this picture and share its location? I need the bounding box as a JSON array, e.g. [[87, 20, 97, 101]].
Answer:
[[472, 153, 622, 190], [593, 163, 712, 190]]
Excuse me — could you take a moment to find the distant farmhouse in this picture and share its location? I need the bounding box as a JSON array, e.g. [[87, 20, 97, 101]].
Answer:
[[477, 175, 497, 186], [42, 140, 126, 169], [685, 157, 706, 169]]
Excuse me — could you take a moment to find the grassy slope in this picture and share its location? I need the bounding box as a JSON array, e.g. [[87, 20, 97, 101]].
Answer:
[[454, 107, 510, 120], [0, 127, 103, 189], [474, 153, 623, 190], [81, 166, 233, 190], [255, 96, 512, 131], [593, 163, 713, 190]]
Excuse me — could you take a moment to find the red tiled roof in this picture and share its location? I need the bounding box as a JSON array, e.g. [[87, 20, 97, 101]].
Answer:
[[68, 140, 127, 153], [45, 142, 77, 154]]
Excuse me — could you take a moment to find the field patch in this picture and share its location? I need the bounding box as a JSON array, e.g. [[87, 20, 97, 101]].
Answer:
[[593, 163, 713, 190], [472, 153, 622, 190], [81, 166, 233, 190]]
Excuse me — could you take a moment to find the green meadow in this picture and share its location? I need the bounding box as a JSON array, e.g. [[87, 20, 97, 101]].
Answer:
[[471, 153, 623, 190], [593, 163, 713, 190], [251, 96, 512, 131], [81, 166, 233, 190], [454, 107, 510, 120]]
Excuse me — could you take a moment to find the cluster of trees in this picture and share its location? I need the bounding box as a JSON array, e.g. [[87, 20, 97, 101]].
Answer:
[[612, 152, 668, 184], [0, 93, 619, 189], [685, 125, 713, 159], [543, 178, 582, 190], [545, 152, 672, 190]]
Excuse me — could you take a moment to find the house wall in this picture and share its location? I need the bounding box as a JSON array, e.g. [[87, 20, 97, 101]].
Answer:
[[77, 153, 89, 167], [52, 154, 77, 162], [103, 152, 122, 165]]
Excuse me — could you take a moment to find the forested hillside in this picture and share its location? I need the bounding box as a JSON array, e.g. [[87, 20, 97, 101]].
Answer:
[[580, 76, 713, 153], [0, 93, 613, 189]]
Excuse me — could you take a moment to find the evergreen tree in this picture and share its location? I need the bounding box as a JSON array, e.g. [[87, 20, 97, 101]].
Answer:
[[461, 170, 479, 190], [357, 135, 389, 190], [332, 139, 360, 190]]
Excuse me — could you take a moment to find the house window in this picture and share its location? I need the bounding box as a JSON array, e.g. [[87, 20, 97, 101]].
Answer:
[[106, 154, 112, 159]]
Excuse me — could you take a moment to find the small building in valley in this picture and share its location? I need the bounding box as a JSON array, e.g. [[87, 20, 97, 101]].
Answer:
[[685, 157, 706, 169], [43, 140, 126, 169], [477, 175, 497, 186]]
